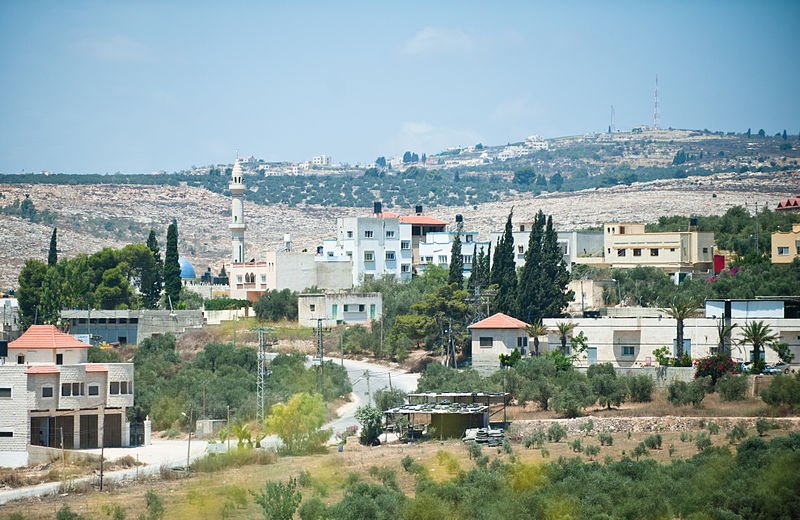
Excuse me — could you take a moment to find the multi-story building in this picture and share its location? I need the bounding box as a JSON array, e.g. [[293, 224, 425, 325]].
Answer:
[[489, 223, 604, 271], [771, 223, 800, 264], [600, 222, 714, 279], [0, 325, 134, 467], [541, 298, 800, 368], [60, 310, 204, 345], [417, 230, 491, 278]]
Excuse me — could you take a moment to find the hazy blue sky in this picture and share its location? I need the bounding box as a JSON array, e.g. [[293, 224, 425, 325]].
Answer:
[[1, 1, 798, 173]]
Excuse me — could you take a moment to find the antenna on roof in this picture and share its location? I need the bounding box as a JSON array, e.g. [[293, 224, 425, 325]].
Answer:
[[653, 74, 659, 130]]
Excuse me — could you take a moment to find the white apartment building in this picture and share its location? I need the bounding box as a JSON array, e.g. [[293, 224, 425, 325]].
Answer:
[[0, 326, 134, 467], [489, 223, 604, 271], [297, 292, 383, 328], [541, 298, 800, 368], [319, 207, 414, 286], [417, 230, 491, 278]]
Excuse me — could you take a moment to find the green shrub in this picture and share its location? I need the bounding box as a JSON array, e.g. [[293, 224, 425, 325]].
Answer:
[[707, 421, 720, 435], [643, 434, 663, 450], [695, 432, 712, 452], [502, 439, 513, 454], [584, 444, 600, 459], [523, 429, 546, 449], [540, 447, 550, 458], [299, 497, 328, 520], [251, 479, 301, 520], [717, 375, 748, 401], [668, 444, 676, 457], [667, 379, 706, 406], [570, 439, 583, 453], [547, 423, 568, 443], [727, 422, 749, 444], [760, 373, 800, 409], [467, 442, 482, 460], [632, 443, 648, 460], [579, 420, 594, 436], [598, 432, 614, 446], [401, 455, 414, 471], [190, 448, 276, 473], [755, 418, 780, 437], [625, 375, 654, 402], [680, 431, 692, 443]]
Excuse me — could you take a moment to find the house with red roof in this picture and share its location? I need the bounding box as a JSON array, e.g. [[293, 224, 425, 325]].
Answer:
[[0, 325, 134, 467], [468, 313, 531, 375], [776, 194, 800, 212]]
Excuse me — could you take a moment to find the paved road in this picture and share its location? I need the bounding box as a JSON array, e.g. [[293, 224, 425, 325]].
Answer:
[[0, 357, 418, 505]]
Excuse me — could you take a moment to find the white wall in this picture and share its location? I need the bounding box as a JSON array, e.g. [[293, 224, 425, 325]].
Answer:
[[471, 328, 528, 376], [0, 367, 31, 467]]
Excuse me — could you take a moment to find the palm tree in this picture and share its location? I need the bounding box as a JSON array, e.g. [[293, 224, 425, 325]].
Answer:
[[555, 322, 575, 355], [662, 297, 699, 361], [738, 321, 778, 373], [231, 422, 251, 448], [526, 321, 548, 357], [715, 320, 737, 356]]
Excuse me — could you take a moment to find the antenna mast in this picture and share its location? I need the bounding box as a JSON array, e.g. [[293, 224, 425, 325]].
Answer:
[[653, 74, 659, 130], [610, 105, 616, 133]]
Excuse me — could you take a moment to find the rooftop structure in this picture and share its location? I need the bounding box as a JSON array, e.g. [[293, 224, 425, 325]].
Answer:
[[775, 194, 800, 211]]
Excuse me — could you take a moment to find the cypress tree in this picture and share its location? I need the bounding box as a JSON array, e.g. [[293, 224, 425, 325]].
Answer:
[[163, 220, 181, 307], [448, 233, 463, 287], [539, 215, 574, 318], [490, 211, 517, 315], [515, 210, 546, 321], [467, 244, 480, 291], [142, 229, 163, 309], [48, 228, 58, 266]]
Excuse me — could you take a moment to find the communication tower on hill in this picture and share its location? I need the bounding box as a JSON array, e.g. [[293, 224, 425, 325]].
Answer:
[[653, 74, 660, 130]]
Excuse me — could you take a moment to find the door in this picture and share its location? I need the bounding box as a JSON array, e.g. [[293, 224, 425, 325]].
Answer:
[[80, 415, 98, 449], [103, 414, 122, 447], [587, 347, 598, 365]]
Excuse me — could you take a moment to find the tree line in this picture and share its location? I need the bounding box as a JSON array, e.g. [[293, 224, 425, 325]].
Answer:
[[16, 221, 182, 329]]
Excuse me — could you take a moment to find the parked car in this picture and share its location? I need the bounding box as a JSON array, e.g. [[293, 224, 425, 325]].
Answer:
[[763, 362, 790, 375], [736, 361, 752, 374]]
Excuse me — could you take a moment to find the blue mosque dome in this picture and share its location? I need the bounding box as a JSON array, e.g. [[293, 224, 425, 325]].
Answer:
[[178, 257, 196, 279]]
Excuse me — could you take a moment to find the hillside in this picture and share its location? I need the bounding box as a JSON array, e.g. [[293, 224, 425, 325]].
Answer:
[[0, 167, 795, 290]]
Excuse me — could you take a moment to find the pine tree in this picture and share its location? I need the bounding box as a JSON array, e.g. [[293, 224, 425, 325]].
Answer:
[[515, 211, 546, 321], [163, 220, 181, 307], [539, 215, 573, 318], [490, 211, 517, 315], [448, 233, 463, 287], [142, 230, 163, 309], [48, 228, 58, 266]]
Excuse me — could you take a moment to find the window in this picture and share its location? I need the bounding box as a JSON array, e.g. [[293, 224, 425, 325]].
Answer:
[[479, 337, 493, 347], [0, 388, 11, 399], [110, 382, 120, 395], [633, 248, 642, 257], [237, 275, 243, 282], [401, 240, 410, 250], [364, 230, 374, 238], [777, 246, 789, 256], [463, 255, 473, 265], [386, 230, 395, 238], [121, 382, 128, 394], [622, 346, 635, 356], [62, 383, 70, 397], [72, 383, 83, 396], [424, 256, 433, 263], [438, 255, 448, 264], [56, 354, 63, 365], [331, 304, 338, 320], [309, 304, 316, 312], [42, 386, 53, 398], [517, 337, 528, 348], [401, 264, 411, 273], [16, 355, 24, 364], [670, 248, 676, 252], [385, 251, 396, 261], [517, 245, 524, 254], [0, 432, 12, 438], [358, 304, 365, 312], [346, 230, 353, 238], [617, 248, 626, 257], [702, 247, 708, 254], [261, 275, 266, 282], [364, 251, 374, 262], [343, 304, 350, 312], [370, 304, 376, 320], [650, 248, 659, 256], [88, 385, 99, 396]]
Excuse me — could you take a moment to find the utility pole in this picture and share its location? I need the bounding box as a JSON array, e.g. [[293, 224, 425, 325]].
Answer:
[[226, 405, 231, 454], [253, 327, 273, 426], [316, 318, 324, 394], [99, 411, 105, 491], [364, 370, 371, 406], [60, 426, 65, 468]]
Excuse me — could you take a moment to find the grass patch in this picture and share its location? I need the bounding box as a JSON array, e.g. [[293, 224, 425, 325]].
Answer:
[[190, 448, 277, 473]]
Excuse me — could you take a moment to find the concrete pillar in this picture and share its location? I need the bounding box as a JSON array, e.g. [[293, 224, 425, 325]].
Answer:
[[98, 408, 105, 448], [73, 412, 81, 450], [122, 409, 130, 447], [144, 416, 152, 446]]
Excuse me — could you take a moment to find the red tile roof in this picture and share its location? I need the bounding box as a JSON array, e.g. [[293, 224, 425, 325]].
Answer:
[[468, 313, 530, 330], [776, 195, 800, 211], [26, 365, 60, 374], [398, 215, 448, 226], [84, 364, 108, 372], [9, 325, 91, 350]]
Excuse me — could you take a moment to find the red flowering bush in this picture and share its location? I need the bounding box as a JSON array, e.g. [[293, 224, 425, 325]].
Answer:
[[695, 354, 738, 386]]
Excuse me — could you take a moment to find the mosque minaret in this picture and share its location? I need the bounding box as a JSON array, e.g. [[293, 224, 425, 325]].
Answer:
[[229, 158, 246, 263]]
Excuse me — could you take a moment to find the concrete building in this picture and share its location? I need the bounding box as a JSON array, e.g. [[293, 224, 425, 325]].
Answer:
[[417, 230, 491, 278], [60, 310, 204, 345], [0, 325, 134, 467], [297, 292, 382, 328], [541, 298, 800, 368], [468, 313, 531, 376], [311, 155, 331, 167], [771, 223, 800, 264], [601, 222, 714, 279], [489, 224, 604, 271], [0, 297, 20, 341], [775, 194, 800, 212]]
